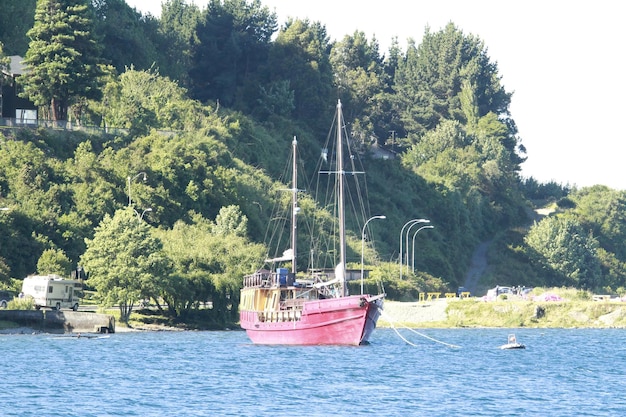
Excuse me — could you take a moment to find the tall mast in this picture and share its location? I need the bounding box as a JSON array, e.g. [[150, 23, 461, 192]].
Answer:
[[337, 100, 347, 296], [291, 136, 298, 274]]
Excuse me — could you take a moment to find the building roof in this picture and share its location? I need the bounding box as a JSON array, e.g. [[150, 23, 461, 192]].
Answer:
[[3, 56, 26, 76]]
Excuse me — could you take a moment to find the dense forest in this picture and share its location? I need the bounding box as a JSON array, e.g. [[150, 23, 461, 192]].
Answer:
[[1, 0, 625, 324]]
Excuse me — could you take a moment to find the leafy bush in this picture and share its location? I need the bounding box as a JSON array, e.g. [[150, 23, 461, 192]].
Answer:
[[8, 297, 34, 310]]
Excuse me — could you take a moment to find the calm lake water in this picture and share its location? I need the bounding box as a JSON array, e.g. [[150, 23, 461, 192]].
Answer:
[[1, 327, 625, 416]]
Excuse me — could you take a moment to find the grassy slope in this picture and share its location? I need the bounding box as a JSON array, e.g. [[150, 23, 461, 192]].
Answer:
[[381, 298, 626, 329]]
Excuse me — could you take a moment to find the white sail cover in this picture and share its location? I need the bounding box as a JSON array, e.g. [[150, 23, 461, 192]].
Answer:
[[265, 248, 293, 263], [334, 262, 345, 283], [313, 262, 344, 289]]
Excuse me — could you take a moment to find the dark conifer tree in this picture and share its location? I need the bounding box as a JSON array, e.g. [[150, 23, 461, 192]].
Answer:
[[20, 0, 104, 121]]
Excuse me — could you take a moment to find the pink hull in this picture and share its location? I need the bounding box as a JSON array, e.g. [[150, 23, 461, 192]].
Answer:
[[240, 295, 383, 345]]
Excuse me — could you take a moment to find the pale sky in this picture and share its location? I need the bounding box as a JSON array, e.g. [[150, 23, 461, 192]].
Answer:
[[126, 0, 626, 190]]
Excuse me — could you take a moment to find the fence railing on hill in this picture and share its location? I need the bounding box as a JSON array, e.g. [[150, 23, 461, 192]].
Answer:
[[0, 117, 179, 137], [0, 116, 128, 135]]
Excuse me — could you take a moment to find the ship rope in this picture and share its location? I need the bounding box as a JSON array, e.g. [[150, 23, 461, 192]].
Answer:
[[379, 309, 461, 349]]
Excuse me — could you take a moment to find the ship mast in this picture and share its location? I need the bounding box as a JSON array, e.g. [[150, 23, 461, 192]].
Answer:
[[291, 136, 298, 274], [336, 100, 347, 297]]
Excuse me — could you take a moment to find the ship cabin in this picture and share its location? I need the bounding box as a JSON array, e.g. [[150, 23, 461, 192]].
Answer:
[[240, 266, 369, 323]]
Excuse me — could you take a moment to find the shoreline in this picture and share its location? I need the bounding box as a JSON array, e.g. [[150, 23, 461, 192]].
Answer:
[[381, 298, 626, 328], [3, 297, 626, 333], [0, 324, 182, 335], [0, 326, 42, 335]]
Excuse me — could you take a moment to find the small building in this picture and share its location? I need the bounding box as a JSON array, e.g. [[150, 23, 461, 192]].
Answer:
[[308, 268, 369, 282], [1, 55, 38, 124]]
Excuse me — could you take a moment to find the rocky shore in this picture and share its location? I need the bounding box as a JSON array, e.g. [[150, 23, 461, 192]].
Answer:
[[0, 323, 181, 334]]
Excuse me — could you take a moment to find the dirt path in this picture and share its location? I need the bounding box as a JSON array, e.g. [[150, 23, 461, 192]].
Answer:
[[462, 240, 491, 294]]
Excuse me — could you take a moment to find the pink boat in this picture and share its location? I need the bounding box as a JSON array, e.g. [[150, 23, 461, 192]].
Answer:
[[239, 101, 385, 345], [240, 271, 383, 345]]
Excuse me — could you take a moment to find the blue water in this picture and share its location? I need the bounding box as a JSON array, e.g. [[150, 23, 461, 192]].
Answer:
[[1, 328, 625, 416]]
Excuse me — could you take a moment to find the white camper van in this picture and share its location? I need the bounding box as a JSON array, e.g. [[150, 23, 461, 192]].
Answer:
[[21, 275, 82, 311]]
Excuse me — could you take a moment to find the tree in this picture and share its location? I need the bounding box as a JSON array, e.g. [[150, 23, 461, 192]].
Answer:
[[80, 208, 172, 323], [37, 248, 72, 277], [0, 0, 37, 56], [20, 0, 104, 121], [398, 25, 527, 231], [560, 186, 626, 291], [253, 80, 295, 120], [524, 216, 601, 289], [568, 186, 626, 261], [189, 0, 277, 106], [330, 31, 386, 147], [101, 67, 202, 136], [0, 258, 10, 286], [267, 18, 334, 133], [0, 137, 69, 277], [0, 42, 10, 117], [213, 205, 247, 236], [0, 42, 11, 74], [402, 119, 477, 190], [93, 0, 168, 77], [154, 212, 264, 320], [393, 24, 514, 145], [159, 0, 202, 85]]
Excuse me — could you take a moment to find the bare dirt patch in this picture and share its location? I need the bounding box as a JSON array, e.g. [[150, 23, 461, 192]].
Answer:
[[380, 299, 448, 326]]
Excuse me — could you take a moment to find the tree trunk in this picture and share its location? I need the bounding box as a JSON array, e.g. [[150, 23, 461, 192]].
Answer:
[[50, 97, 67, 121], [51, 98, 59, 121], [119, 302, 132, 323]]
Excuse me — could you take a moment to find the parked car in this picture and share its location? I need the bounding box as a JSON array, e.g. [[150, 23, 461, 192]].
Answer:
[[486, 285, 513, 299], [0, 290, 15, 308], [457, 287, 471, 297]]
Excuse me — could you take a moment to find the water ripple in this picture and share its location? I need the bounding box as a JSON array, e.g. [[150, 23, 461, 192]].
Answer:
[[2, 328, 626, 416]]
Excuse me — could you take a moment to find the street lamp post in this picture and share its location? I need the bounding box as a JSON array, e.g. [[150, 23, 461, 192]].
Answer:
[[127, 172, 147, 207], [136, 207, 152, 221], [361, 215, 386, 294], [399, 219, 430, 279], [405, 220, 432, 273], [411, 225, 434, 273]]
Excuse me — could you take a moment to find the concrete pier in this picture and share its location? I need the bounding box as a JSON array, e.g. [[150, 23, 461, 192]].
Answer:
[[0, 310, 115, 333]]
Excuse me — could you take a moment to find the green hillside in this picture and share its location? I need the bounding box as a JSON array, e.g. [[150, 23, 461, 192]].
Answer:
[[1, 1, 625, 326]]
